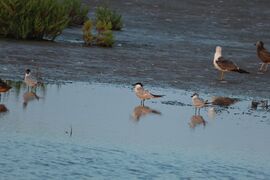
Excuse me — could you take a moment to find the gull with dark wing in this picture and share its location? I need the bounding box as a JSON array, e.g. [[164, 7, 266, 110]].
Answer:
[[191, 93, 208, 114], [213, 46, 249, 81], [133, 82, 164, 106], [255, 41, 270, 72]]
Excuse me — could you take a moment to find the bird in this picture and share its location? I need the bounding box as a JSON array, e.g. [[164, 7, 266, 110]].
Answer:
[[24, 69, 38, 90], [213, 46, 249, 81], [191, 93, 208, 114], [255, 41, 270, 72], [0, 79, 11, 101], [133, 82, 164, 106], [132, 105, 161, 121]]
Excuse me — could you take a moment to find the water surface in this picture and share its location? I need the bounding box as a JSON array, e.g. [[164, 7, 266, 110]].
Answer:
[[0, 82, 269, 179]]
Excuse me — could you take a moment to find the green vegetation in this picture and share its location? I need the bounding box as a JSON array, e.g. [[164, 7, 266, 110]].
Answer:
[[0, 0, 89, 40], [82, 20, 114, 47], [82, 20, 94, 46], [95, 7, 123, 31], [66, 0, 89, 26]]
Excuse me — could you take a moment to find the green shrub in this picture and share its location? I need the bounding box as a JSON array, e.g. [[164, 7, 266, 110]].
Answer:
[[82, 20, 94, 46], [95, 6, 123, 31], [0, 0, 89, 40], [82, 19, 114, 47], [66, 0, 89, 25]]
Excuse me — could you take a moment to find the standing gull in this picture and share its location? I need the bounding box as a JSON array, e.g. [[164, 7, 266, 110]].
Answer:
[[213, 46, 249, 81], [255, 41, 270, 72], [133, 82, 164, 106], [191, 93, 208, 114]]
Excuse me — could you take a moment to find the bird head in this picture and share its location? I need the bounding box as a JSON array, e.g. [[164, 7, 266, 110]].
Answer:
[[255, 41, 264, 48], [191, 93, 199, 98], [25, 69, 31, 76]]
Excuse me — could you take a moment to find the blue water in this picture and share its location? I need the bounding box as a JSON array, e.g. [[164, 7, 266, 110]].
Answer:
[[0, 82, 269, 179]]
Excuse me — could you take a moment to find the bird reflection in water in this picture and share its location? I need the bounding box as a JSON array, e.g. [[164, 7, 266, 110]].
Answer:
[[189, 115, 206, 129], [132, 105, 161, 121], [23, 91, 40, 108]]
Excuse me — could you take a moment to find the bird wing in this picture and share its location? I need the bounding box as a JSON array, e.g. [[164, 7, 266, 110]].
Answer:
[[259, 49, 270, 63], [216, 57, 238, 71], [193, 97, 205, 106]]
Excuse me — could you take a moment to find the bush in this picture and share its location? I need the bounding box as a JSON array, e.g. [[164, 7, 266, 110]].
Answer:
[[95, 6, 123, 31], [82, 19, 114, 47], [82, 20, 94, 46], [0, 0, 89, 40], [66, 0, 89, 26]]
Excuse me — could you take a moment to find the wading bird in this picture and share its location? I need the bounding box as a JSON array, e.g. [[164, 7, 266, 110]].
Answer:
[[255, 41, 270, 72], [133, 82, 164, 106], [24, 69, 38, 91], [191, 93, 208, 114], [213, 46, 249, 81]]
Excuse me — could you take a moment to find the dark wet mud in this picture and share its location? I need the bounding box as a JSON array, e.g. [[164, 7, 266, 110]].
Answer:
[[1, 0, 270, 97]]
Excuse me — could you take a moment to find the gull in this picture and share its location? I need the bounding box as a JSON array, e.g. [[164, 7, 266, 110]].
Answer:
[[133, 82, 164, 106], [0, 79, 11, 101], [24, 69, 38, 90], [213, 46, 249, 81], [191, 93, 208, 114], [255, 41, 270, 72]]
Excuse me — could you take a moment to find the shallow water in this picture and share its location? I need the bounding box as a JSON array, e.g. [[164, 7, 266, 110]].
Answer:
[[0, 82, 270, 179]]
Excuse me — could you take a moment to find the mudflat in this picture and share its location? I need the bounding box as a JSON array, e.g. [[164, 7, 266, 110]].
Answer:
[[0, 0, 270, 97]]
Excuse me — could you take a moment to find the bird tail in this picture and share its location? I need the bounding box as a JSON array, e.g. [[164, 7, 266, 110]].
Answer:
[[233, 68, 250, 74], [151, 94, 165, 98]]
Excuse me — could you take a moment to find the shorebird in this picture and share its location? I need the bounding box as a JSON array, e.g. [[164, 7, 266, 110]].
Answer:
[[24, 69, 38, 90], [213, 46, 249, 81], [191, 93, 208, 114], [255, 41, 270, 72], [133, 82, 164, 106], [0, 79, 11, 101]]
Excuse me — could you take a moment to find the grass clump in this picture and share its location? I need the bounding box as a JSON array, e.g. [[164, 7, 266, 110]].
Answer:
[[82, 19, 114, 47], [0, 0, 89, 40], [95, 6, 123, 31]]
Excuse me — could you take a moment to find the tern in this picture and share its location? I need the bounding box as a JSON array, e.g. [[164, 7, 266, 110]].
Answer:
[[213, 46, 249, 81], [191, 93, 208, 114], [133, 82, 164, 106], [255, 41, 270, 72], [24, 69, 38, 90]]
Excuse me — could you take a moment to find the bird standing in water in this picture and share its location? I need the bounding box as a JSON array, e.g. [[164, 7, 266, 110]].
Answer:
[[0, 79, 11, 101], [255, 41, 270, 72], [133, 82, 164, 106]]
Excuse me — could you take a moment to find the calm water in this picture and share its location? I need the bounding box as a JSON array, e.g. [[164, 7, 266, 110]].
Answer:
[[0, 82, 269, 179]]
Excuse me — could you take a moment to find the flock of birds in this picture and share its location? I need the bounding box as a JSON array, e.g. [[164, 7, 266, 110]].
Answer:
[[0, 41, 269, 115], [133, 41, 270, 114]]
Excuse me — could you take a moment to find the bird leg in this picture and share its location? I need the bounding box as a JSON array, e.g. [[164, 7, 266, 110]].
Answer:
[[198, 108, 201, 115], [259, 63, 265, 71], [264, 64, 269, 72], [220, 71, 224, 81]]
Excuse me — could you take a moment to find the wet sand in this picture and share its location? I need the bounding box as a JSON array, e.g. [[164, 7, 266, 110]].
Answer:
[[0, 0, 270, 97]]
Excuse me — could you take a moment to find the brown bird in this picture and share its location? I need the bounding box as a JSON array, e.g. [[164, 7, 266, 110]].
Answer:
[[0, 79, 11, 101], [213, 46, 249, 81], [255, 41, 270, 72]]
